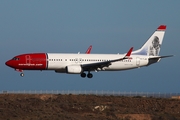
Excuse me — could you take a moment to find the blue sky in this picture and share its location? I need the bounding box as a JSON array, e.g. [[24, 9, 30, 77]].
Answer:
[[0, 1, 179, 92]]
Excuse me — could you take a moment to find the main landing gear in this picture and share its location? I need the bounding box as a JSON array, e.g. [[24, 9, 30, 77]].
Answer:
[[81, 72, 93, 78]]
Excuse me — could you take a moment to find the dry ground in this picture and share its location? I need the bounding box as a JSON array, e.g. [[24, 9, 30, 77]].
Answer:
[[0, 94, 180, 120]]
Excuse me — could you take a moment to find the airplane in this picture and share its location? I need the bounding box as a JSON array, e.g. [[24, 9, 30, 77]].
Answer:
[[5, 25, 173, 78]]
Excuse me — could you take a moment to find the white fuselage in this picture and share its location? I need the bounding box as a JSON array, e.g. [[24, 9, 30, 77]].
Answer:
[[47, 53, 149, 72]]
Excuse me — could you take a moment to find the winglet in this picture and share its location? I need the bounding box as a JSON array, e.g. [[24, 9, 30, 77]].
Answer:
[[124, 47, 133, 58], [85, 45, 92, 54]]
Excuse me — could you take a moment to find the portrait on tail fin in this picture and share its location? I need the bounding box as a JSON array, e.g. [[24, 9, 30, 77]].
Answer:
[[149, 36, 161, 56]]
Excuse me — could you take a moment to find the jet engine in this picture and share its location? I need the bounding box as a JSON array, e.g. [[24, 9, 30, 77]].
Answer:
[[66, 65, 82, 74]]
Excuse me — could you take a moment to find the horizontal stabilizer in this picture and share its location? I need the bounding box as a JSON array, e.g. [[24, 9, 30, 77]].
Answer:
[[147, 55, 173, 66], [149, 55, 173, 59]]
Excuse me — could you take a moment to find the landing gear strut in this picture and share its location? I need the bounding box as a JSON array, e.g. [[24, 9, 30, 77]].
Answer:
[[20, 73, 24, 77]]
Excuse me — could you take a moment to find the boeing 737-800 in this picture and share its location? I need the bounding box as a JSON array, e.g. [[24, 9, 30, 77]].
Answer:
[[5, 25, 172, 78]]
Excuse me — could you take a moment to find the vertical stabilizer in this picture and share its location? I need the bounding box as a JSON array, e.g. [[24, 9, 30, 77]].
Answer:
[[132, 25, 166, 56]]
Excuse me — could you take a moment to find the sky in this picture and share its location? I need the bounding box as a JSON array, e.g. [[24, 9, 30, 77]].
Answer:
[[0, 1, 179, 93]]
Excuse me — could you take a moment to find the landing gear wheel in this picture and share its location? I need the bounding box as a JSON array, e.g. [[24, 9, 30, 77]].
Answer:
[[20, 73, 24, 77], [81, 73, 86, 78], [87, 73, 93, 78]]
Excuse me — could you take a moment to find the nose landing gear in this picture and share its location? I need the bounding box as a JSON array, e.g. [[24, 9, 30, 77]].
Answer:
[[15, 69, 24, 77], [20, 73, 24, 77]]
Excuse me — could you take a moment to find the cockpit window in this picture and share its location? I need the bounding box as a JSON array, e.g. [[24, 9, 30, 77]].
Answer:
[[12, 57, 20, 61]]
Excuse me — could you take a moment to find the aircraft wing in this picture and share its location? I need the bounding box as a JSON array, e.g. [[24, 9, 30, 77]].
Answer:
[[81, 47, 133, 71]]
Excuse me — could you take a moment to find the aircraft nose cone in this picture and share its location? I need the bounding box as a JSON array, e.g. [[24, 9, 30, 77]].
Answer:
[[5, 61, 9, 66], [5, 60, 13, 67]]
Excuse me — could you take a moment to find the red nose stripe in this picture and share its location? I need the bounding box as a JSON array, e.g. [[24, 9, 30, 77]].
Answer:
[[7, 53, 47, 70], [22, 53, 47, 70]]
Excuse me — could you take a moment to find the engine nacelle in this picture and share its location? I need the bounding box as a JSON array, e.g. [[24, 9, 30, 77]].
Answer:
[[66, 65, 82, 74]]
